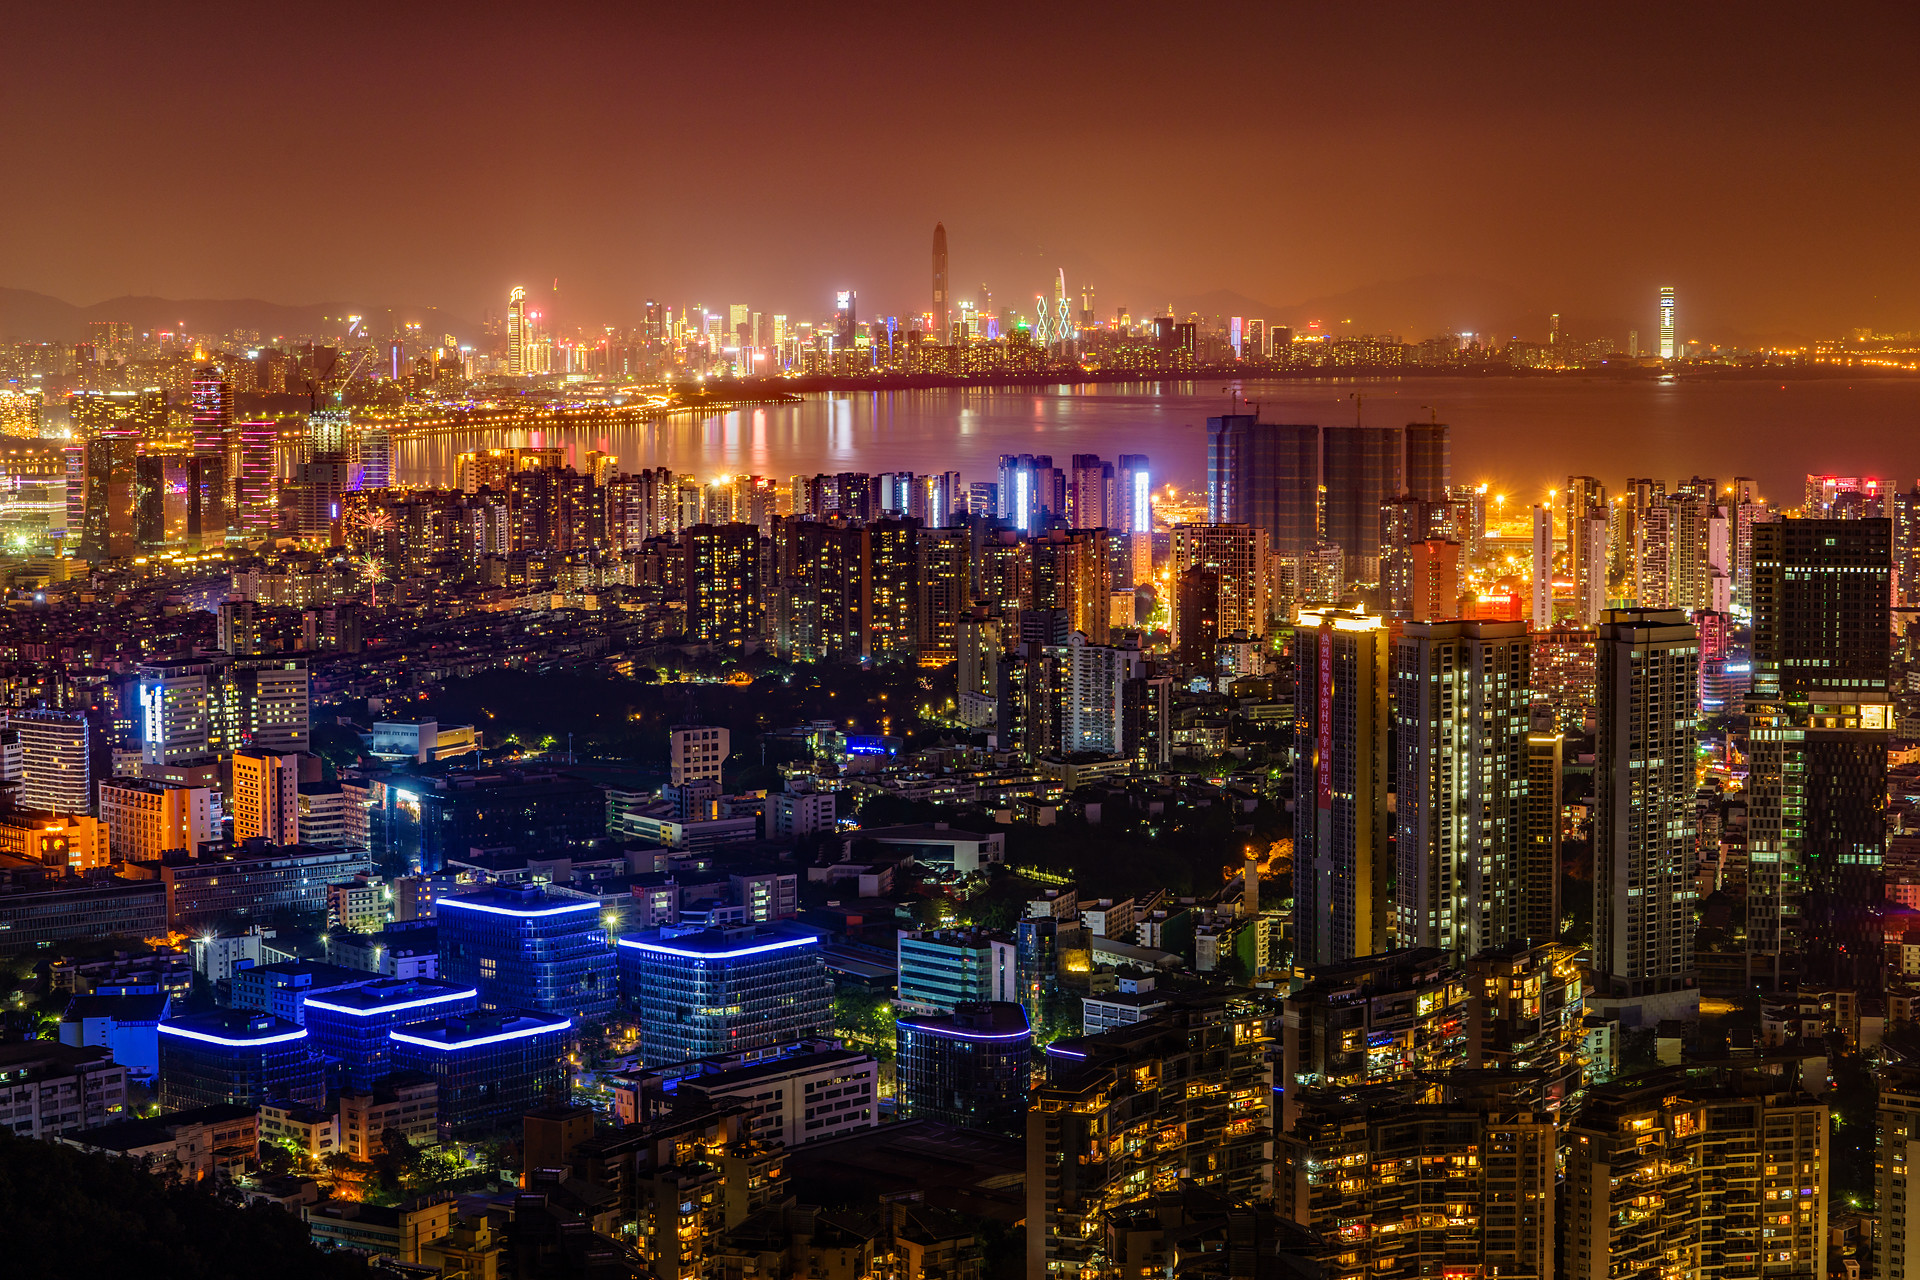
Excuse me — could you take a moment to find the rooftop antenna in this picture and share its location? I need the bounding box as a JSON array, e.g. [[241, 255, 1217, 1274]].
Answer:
[[1349, 392, 1364, 426]]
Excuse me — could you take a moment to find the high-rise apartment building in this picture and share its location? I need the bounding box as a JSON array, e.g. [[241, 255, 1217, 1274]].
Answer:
[[1028, 994, 1276, 1280], [232, 750, 300, 844], [1169, 523, 1268, 644], [5, 710, 90, 815], [684, 523, 761, 642], [1564, 1069, 1827, 1280], [1592, 609, 1699, 1001], [1531, 503, 1554, 627], [1745, 518, 1891, 986], [1280, 1095, 1556, 1280], [98, 779, 218, 861], [1294, 609, 1391, 967], [1573, 512, 1610, 624], [1879, 1061, 1920, 1280], [1392, 621, 1533, 957]]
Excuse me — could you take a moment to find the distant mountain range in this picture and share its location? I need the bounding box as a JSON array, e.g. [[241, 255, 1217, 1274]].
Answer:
[[0, 287, 475, 344]]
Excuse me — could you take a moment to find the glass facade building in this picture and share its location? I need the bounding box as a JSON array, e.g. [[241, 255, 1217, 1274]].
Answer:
[[387, 1011, 570, 1139], [894, 1001, 1032, 1137], [617, 922, 832, 1065], [436, 884, 617, 1021], [302, 977, 479, 1090], [157, 1009, 327, 1111]]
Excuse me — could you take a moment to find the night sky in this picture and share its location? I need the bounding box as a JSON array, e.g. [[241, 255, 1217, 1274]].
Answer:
[[7, 3, 1917, 340]]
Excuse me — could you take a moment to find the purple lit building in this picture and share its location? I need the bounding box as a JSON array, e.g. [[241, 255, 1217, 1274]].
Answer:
[[894, 1001, 1032, 1136]]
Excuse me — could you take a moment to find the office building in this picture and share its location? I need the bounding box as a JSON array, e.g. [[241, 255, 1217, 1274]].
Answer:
[[1746, 518, 1891, 987], [767, 790, 836, 840], [1564, 1069, 1827, 1280], [327, 872, 387, 933], [931, 222, 949, 343], [895, 1001, 1031, 1137], [613, 1038, 879, 1148], [617, 921, 832, 1064], [1657, 285, 1677, 359], [0, 1041, 128, 1139], [232, 749, 300, 844], [389, 1010, 571, 1139], [436, 884, 617, 1021], [6, 710, 90, 815], [230, 959, 370, 1025], [1393, 620, 1533, 956], [1592, 609, 1700, 1002], [507, 286, 530, 376], [1293, 609, 1391, 966], [896, 928, 1020, 1013], [1028, 994, 1276, 1280], [0, 877, 167, 954], [303, 977, 480, 1090], [372, 768, 607, 873], [98, 779, 218, 861], [148, 843, 371, 932], [1279, 1095, 1555, 1280], [157, 1009, 327, 1110]]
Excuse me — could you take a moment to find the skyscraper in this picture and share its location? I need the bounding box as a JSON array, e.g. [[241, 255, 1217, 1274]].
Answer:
[[1658, 285, 1677, 359], [5, 710, 90, 816], [1393, 620, 1533, 957], [1294, 608, 1391, 967], [507, 286, 529, 376], [1531, 503, 1554, 628], [931, 223, 949, 344], [1112, 454, 1152, 586], [1592, 609, 1699, 1003], [684, 523, 761, 642], [1745, 518, 1891, 986], [1321, 426, 1403, 582], [188, 367, 229, 545], [1573, 513, 1610, 624], [1169, 523, 1268, 641], [1205, 415, 1319, 557]]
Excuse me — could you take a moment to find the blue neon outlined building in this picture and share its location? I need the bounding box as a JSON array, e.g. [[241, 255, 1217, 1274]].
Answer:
[[157, 1009, 327, 1111], [302, 977, 480, 1091], [436, 883, 616, 1021], [616, 921, 832, 1065], [385, 1010, 571, 1139]]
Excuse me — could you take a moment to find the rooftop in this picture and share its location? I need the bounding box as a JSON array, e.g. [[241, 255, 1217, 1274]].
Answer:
[[389, 1011, 571, 1050], [159, 1009, 306, 1047], [898, 1001, 1031, 1042], [438, 883, 606, 918], [617, 919, 822, 959], [301, 978, 476, 1018]]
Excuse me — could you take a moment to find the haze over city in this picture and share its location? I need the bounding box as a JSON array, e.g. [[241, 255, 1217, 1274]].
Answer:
[[7, 3, 1920, 342]]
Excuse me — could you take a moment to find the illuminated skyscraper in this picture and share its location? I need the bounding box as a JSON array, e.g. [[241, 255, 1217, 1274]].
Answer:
[[189, 368, 231, 545], [1593, 608, 1699, 1000], [1113, 454, 1152, 586], [931, 223, 949, 345], [1531, 503, 1554, 628], [1658, 285, 1676, 360], [1393, 620, 1533, 957], [506, 285, 529, 376], [1745, 518, 1890, 987], [1294, 608, 1390, 966], [231, 422, 278, 536], [1205, 415, 1319, 557], [835, 291, 857, 348]]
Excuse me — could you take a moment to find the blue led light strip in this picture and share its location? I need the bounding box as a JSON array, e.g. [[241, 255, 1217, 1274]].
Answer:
[[389, 1019, 572, 1051], [616, 934, 818, 960], [304, 988, 479, 1018], [160, 1023, 308, 1047], [439, 897, 601, 917]]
